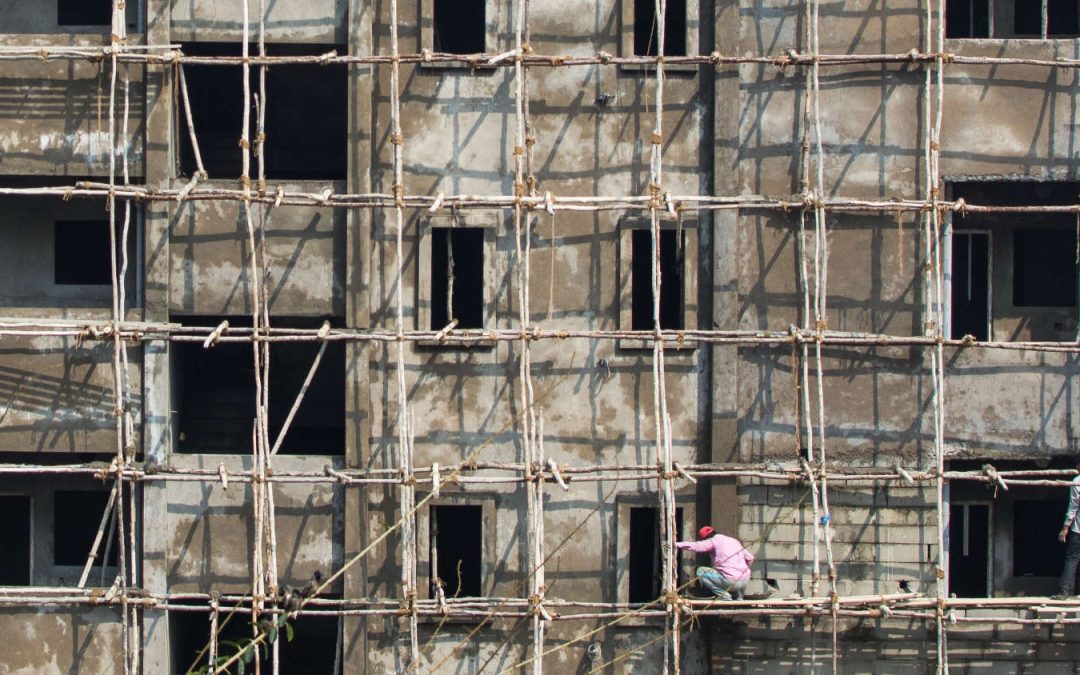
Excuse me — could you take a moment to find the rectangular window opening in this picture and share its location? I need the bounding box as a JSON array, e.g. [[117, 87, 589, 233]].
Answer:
[[434, 0, 485, 54], [631, 228, 683, 331], [947, 502, 990, 597], [430, 228, 485, 330], [628, 506, 683, 604], [1014, 228, 1077, 307], [173, 316, 345, 455], [949, 231, 990, 340], [170, 607, 339, 675], [178, 43, 347, 180], [945, 0, 990, 38], [54, 490, 118, 567], [633, 0, 687, 56], [0, 496, 31, 585], [1013, 500, 1066, 577], [1016, 0, 1079, 35], [430, 505, 482, 599], [57, 0, 112, 26], [55, 221, 113, 286]]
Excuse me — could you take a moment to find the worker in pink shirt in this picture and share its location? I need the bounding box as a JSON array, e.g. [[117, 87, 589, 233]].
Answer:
[[675, 525, 754, 600]]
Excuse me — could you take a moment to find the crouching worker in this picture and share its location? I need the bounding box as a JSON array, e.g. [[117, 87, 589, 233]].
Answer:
[[676, 525, 754, 600]]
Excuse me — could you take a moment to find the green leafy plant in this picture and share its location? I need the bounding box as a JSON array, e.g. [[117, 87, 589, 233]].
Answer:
[[188, 615, 294, 675]]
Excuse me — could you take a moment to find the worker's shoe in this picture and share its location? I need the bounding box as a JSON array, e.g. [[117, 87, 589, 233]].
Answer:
[[1050, 594, 1071, 600]]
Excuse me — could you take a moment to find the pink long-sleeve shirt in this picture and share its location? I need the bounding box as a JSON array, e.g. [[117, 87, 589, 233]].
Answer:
[[676, 534, 754, 581]]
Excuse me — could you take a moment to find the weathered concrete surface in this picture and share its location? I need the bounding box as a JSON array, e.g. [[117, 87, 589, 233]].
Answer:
[[0, 36, 145, 177], [165, 455, 343, 594], [168, 192, 346, 316], [1, 0, 1079, 671], [0, 195, 138, 310], [0, 337, 141, 453], [170, 0, 348, 44], [0, 608, 125, 674]]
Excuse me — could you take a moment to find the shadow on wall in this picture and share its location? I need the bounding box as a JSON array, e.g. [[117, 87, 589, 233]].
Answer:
[[0, 73, 147, 175], [166, 480, 342, 594], [169, 205, 346, 317], [0, 341, 141, 453], [738, 344, 927, 465], [168, 0, 347, 43]]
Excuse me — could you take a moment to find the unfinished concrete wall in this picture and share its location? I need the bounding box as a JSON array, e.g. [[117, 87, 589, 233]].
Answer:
[[2, 0, 1080, 671], [0, 37, 145, 177], [357, 0, 712, 669], [168, 198, 346, 316]]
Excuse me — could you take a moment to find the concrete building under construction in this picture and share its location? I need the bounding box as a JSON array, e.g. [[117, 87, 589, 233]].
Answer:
[[0, 0, 1079, 672]]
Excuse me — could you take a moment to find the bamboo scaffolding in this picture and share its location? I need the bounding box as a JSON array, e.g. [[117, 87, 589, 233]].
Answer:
[[5, 0, 1080, 672], [13, 44, 1080, 71], [14, 181, 1080, 215]]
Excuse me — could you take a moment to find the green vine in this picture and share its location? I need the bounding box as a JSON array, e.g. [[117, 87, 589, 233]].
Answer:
[[189, 614, 294, 675]]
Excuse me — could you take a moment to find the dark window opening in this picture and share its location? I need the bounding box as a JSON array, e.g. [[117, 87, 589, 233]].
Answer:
[[631, 228, 683, 331], [430, 228, 484, 330], [55, 221, 112, 286], [173, 316, 345, 455], [0, 496, 31, 585], [1014, 228, 1077, 307], [1016, 0, 1079, 35], [430, 505, 482, 599], [946, 0, 991, 37], [948, 503, 989, 597], [54, 490, 118, 567], [178, 43, 347, 180], [57, 0, 112, 26], [950, 231, 990, 340], [169, 607, 339, 675], [634, 0, 687, 56], [1014, 500, 1066, 577], [628, 506, 683, 604], [948, 181, 1080, 340], [434, 0, 485, 54]]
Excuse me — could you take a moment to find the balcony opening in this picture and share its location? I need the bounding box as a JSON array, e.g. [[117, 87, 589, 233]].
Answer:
[[946, 0, 991, 37], [178, 43, 347, 180], [0, 496, 31, 585], [634, 0, 687, 56], [54, 489, 118, 567], [430, 228, 484, 330], [1015, 0, 1079, 35], [434, 0, 485, 54], [54, 221, 113, 286], [170, 608, 339, 675], [628, 506, 683, 604], [172, 316, 345, 455], [947, 181, 1079, 341], [1013, 500, 1065, 577], [1013, 228, 1076, 307], [631, 228, 683, 330], [57, 0, 111, 26], [430, 505, 482, 598]]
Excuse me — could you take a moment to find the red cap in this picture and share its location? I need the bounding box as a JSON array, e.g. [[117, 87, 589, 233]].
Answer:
[[698, 525, 715, 540]]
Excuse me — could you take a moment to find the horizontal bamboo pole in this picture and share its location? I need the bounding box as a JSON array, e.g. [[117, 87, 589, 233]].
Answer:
[[0, 460, 1074, 490], [0, 318, 1078, 355], [3, 44, 1080, 71], [5, 183, 1080, 219]]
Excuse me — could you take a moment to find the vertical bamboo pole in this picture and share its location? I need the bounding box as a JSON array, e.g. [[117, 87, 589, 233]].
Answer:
[[510, 0, 544, 669], [807, 0, 839, 668], [387, 0, 419, 667], [646, 2, 679, 672], [106, 0, 134, 671], [930, 0, 949, 670]]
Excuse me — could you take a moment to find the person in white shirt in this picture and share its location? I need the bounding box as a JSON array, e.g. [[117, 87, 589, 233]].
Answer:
[[1053, 457, 1080, 600]]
